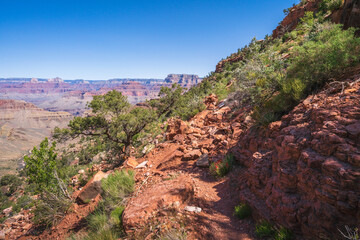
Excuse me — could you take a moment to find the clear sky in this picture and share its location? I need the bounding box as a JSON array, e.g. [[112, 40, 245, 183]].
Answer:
[[0, 0, 298, 80]]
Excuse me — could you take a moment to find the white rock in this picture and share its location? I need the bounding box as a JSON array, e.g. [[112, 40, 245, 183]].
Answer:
[[135, 161, 148, 169], [78, 169, 85, 174], [184, 206, 202, 213]]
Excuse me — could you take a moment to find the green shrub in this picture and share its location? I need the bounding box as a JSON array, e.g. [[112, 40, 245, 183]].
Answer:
[[0, 174, 22, 196], [83, 229, 119, 240], [13, 195, 33, 213], [255, 220, 276, 238], [24, 138, 58, 193], [0, 193, 12, 211], [275, 227, 294, 240], [234, 203, 251, 219], [101, 170, 135, 206], [320, 0, 343, 12], [87, 211, 108, 232], [32, 190, 72, 227], [110, 206, 125, 226], [209, 154, 234, 177]]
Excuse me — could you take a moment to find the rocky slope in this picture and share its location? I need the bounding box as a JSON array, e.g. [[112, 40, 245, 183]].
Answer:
[[0, 100, 72, 176], [232, 77, 360, 239], [9, 76, 358, 239]]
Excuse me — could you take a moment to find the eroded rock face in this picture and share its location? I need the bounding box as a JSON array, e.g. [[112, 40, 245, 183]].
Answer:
[[273, 0, 319, 38], [331, 0, 360, 32], [122, 175, 194, 232], [233, 81, 360, 239]]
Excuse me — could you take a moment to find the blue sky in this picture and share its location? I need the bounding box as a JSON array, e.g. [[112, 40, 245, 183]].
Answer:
[[0, 0, 298, 79]]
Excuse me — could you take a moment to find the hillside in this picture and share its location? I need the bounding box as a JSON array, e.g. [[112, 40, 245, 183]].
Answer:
[[0, 0, 359, 240]]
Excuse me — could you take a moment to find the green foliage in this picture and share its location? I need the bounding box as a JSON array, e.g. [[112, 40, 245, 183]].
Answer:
[[275, 227, 294, 240], [88, 211, 108, 232], [319, 0, 343, 12], [32, 189, 72, 227], [24, 138, 58, 193], [209, 154, 234, 177], [12, 195, 33, 213], [110, 206, 125, 226], [150, 83, 206, 121], [287, 24, 360, 95], [255, 220, 276, 238], [0, 193, 12, 211], [0, 174, 22, 196], [234, 203, 252, 219], [65, 90, 156, 162], [101, 170, 135, 207]]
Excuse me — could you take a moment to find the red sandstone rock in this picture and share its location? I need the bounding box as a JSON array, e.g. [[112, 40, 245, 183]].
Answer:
[[77, 171, 109, 203]]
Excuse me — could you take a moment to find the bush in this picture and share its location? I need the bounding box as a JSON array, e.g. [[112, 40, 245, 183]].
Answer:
[[209, 154, 234, 177], [87, 211, 108, 232], [275, 227, 294, 240], [255, 220, 276, 238], [24, 138, 58, 193], [0, 174, 22, 196], [110, 206, 125, 226], [234, 203, 251, 219], [13, 195, 33, 213], [32, 190, 72, 227], [101, 170, 135, 206]]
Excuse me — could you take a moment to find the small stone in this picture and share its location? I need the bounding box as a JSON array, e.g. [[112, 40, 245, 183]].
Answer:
[[78, 169, 85, 174], [184, 206, 202, 213], [196, 154, 209, 167]]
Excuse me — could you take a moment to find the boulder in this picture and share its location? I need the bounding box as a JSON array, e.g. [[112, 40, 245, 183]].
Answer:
[[77, 171, 109, 204], [182, 150, 202, 161]]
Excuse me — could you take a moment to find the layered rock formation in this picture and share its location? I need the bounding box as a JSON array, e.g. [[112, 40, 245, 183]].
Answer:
[[164, 74, 202, 88], [0, 74, 202, 115], [233, 78, 360, 238], [0, 99, 72, 176]]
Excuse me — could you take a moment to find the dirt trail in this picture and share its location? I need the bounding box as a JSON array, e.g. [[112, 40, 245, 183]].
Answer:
[[123, 95, 256, 239]]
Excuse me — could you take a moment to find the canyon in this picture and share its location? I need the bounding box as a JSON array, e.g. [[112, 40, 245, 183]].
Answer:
[[0, 74, 202, 115], [0, 99, 72, 176]]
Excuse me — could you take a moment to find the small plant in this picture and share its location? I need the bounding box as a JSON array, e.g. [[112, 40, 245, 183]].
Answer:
[[101, 170, 135, 206], [87, 211, 108, 232], [110, 206, 125, 226], [275, 227, 294, 240], [255, 220, 276, 238], [339, 226, 359, 240], [209, 154, 234, 177], [234, 203, 251, 219], [13, 195, 33, 213], [0, 174, 22, 196]]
